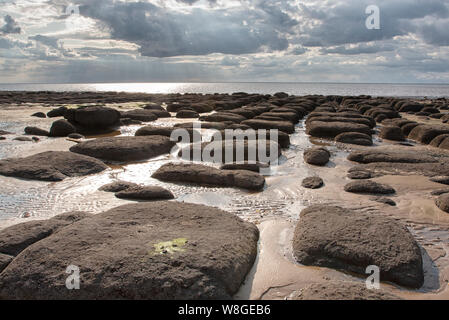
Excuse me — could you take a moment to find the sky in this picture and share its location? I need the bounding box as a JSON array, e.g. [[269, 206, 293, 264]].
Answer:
[[0, 0, 449, 84]]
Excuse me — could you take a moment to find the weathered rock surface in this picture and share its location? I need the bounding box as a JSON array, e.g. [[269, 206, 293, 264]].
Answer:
[[435, 194, 449, 213], [293, 205, 424, 288], [408, 124, 449, 144], [115, 186, 175, 201], [344, 180, 396, 195], [70, 136, 175, 162], [99, 181, 139, 193], [0, 202, 259, 299], [47, 107, 67, 118], [220, 162, 269, 173], [153, 163, 266, 191], [31, 112, 46, 118], [348, 150, 437, 164], [24, 127, 49, 136], [306, 121, 371, 139], [0, 254, 13, 273], [379, 126, 405, 141], [302, 177, 324, 189], [347, 170, 372, 180], [0, 151, 108, 181], [335, 132, 373, 146], [120, 109, 158, 122], [291, 281, 401, 300], [65, 106, 121, 130], [304, 147, 330, 166], [49, 119, 77, 137], [371, 197, 397, 206], [430, 176, 449, 185], [0, 212, 90, 257], [241, 119, 295, 134], [176, 110, 199, 119]]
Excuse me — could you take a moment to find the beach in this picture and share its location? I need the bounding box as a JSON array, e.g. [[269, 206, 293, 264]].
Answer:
[[0, 90, 448, 300]]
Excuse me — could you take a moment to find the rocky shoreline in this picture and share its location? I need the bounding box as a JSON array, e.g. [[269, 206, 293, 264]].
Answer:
[[0, 91, 448, 300]]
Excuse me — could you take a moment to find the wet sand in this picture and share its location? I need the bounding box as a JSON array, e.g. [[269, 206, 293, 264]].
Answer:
[[1, 98, 449, 300]]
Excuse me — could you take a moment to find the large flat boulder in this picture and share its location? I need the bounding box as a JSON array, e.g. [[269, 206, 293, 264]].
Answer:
[[152, 163, 266, 191], [0, 151, 108, 181], [293, 205, 424, 288], [64, 106, 121, 130], [408, 124, 449, 144], [70, 136, 175, 162], [344, 180, 396, 195], [0, 202, 259, 300], [241, 119, 295, 134], [348, 150, 437, 164], [0, 212, 90, 257], [306, 121, 372, 139]]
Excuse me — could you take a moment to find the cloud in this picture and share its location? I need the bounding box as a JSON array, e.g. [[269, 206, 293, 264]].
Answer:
[[0, 15, 21, 34]]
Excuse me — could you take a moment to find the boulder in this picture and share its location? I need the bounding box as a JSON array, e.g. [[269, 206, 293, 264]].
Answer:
[[348, 150, 437, 164], [344, 180, 395, 195], [371, 197, 396, 206], [135, 125, 201, 143], [435, 194, 449, 213], [152, 163, 266, 191], [220, 162, 269, 173], [335, 132, 373, 146], [115, 186, 175, 201], [0, 254, 13, 273], [176, 110, 199, 119], [31, 112, 46, 118], [302, 177, 324, 189], [429, 134, 449, 148], [47, 107, 67, 118], [408, 125, 449, 144], [347, 170, 372, 180], [0, 212, 90, 257], [430, 189, 449, 196], [304, 147, 330, 166], [0, 202, 259, 299], [293, 205, 424, 288], [49, 120, 76, 137], [99, 181, 139, 193], [200, 113, 245, 123], [0, 151, 108, 181], [430, 176, 449, 185], [120, 109, 158, 122], [291, 281, 401, 300], [401, 123, 420, 136], [24, 127, 49, 136], [67, 133, 84, 140], [379, 126, 405, 141], [70, 136, 175, 162], [64, 106, 121, 130], [306, 121, 371, 139], [241, 119, 295, 134]]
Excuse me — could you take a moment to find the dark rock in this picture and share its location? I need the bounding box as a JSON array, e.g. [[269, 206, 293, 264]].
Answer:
[[143, 103, 164, 111], [120, 118, 142, 126], [49, 119, 76, 137], [99, 181, 139, 193], [241, 119, 295, 134], [408, 124, 449, 144], [371, 197, 396, 206], [67, 133, 84, 140], [175, 122, 227, 131], [0, 151, 108, 181], [220, 162, 269, 173], [0, 136, 5, 141], [31, 112, 46, 118], [200, 113, 245, 123], [0, 130, 11, 135], [347, 170, 372, 180], [70, 136, 175, 162], [435, 194, 449, 213], [304, 147, 330, 166], [430, 189, 449, 196], [302, 177, 324, 189], [379, 126, 405, 141], [306, 121, 371, 139], [293, 205, 424, 288], [430, 176, 449, 185], [0, 212, 90, 256], [0, 254, 13, 273], [348, 150, 437, 164], [13, 137, 33, 142], [24, 127, 49, 136], [65, 106, 121, 130], [153, 163, 266, 191], [344, 180, 396, 195], [47, 107, 67, 118], [291, 281, 401, 300], [120, 109, 158, 122], [176, 110, 199, 119], [0, 202, 259, 299], [335, 132, 373, 146], [115, 186, 175, 201], [429, 134, 449, 148], [259, 112, 299, 123]]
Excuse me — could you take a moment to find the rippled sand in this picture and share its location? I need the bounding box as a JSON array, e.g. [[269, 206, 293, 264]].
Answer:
[[1, 103, 448, 300]]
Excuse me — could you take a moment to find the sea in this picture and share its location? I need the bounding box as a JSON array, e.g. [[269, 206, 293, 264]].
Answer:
[[0, 82, 449, 98]]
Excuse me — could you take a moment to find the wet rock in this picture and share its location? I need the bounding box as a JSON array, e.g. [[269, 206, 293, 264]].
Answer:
[[143, 103, 165, 111], [153, 163, 266, 191], [175, 122, 227, 131], [435, 194, 449, 213], [0, 254, 13, 273], [241, 119, 295, 134], [344, 180, 395, 195], [70, 136, 175, 162], [99, 181, 139, 193], [24, 126, 49, 136], [176, 110, 199, 119], [306, 121, 371, 139], [135, 125, 201, 143], [307, 116, 374, 128], [120, 109, 158, 122], [348, 150, 437, 164], [429, 134, 449, 148], [67, 133, 84, 140], [398, 102, 424, 113], [0, 212, 90, 257], [335, 132, 373, 146], [0, 202, 259, 299], [379, 126, 405, 141], [293, 205, 424, 288], [347, 170, 372, 180], [302, 177, 324, 189], [291, 281, 401, 300], [47, 107, 67, 118], [31, 112, 46, 118], [13, 137, 33, 142], [304, 147, 330, 166], [49, 119, 77, 137], [401, 123, 420, 136], [0, 151, 108, 181], [64, 106, 121, 131], [259, 112, 299, 123], [200, 113, 245, 123], [220, 162, 269, 173], [371, 197, 396, 206], [115, 186, 175, 201], [408, 124, 449, 144], [430, 189, 449, 196], [149, 109, 171, 118], [430, 176, 449, 185], [120, 118, 142, 126]]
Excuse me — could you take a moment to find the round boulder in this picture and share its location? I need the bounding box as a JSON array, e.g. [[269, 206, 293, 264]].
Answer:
[[302, 177, 324, 189], [49, 119, 76, 137], [379, 126, 405, 141], [304, 147, 330, 166]]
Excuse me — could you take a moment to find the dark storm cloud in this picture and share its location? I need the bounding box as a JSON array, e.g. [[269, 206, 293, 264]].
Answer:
[[77, 0, 294, 57], [0, 15, 21, 34]]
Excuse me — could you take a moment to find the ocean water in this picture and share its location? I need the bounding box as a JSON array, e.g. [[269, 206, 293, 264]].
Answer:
[[0, 82, 449, 98]]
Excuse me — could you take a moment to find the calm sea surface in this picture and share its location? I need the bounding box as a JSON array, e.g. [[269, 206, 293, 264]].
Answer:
[[0, 82, 449, 98]]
